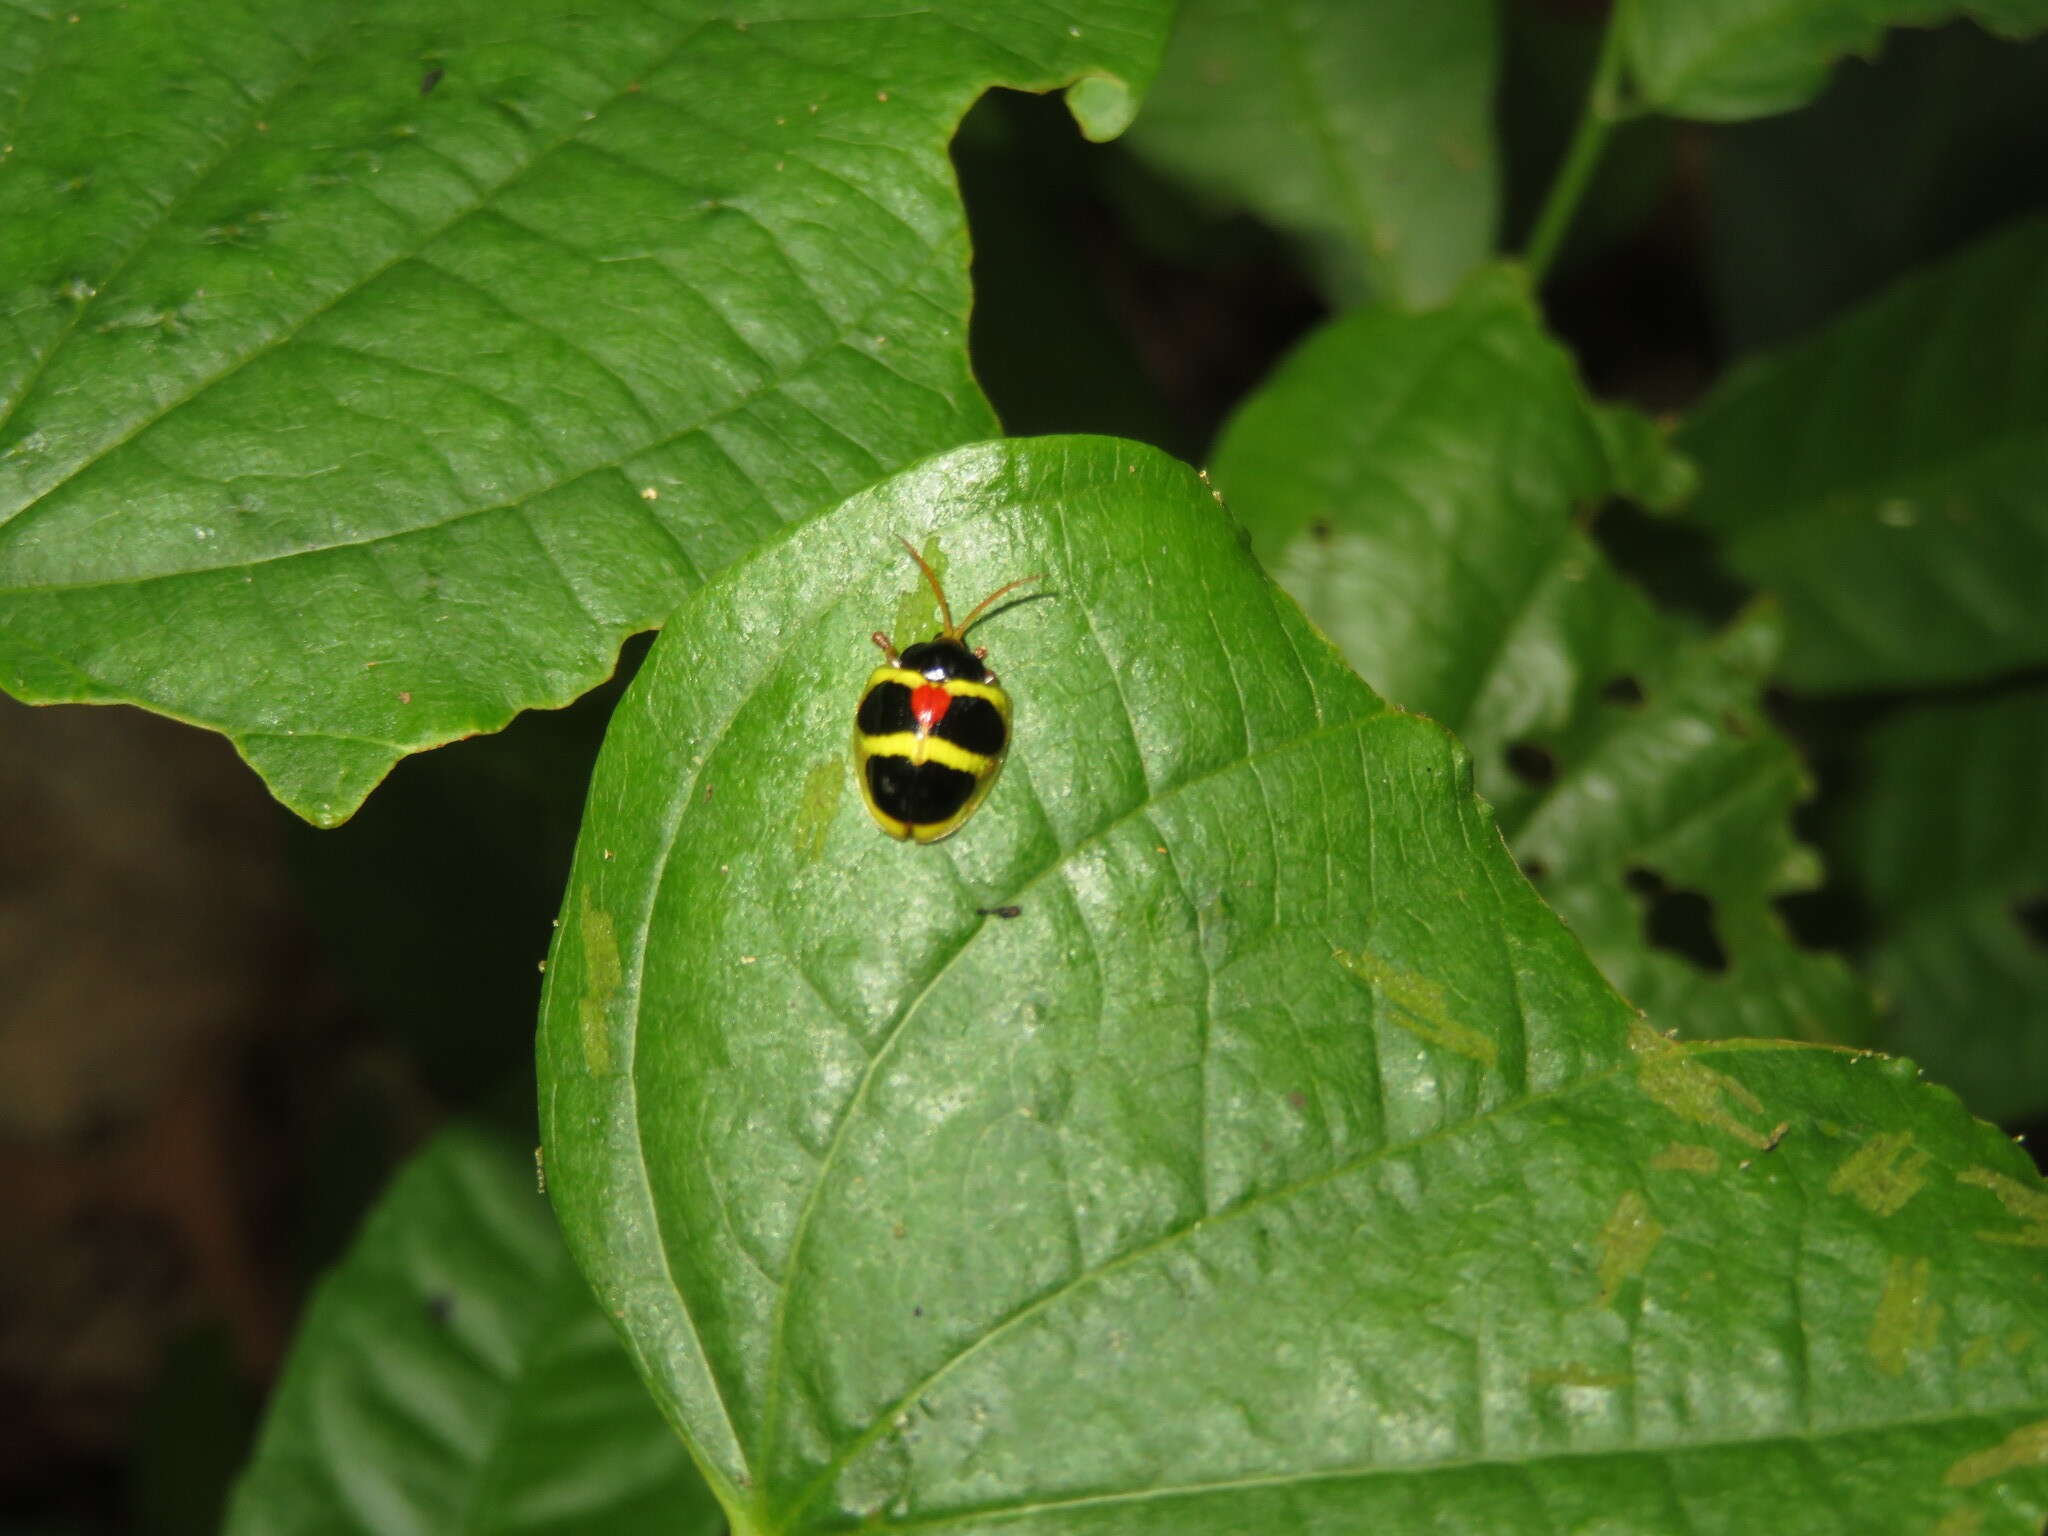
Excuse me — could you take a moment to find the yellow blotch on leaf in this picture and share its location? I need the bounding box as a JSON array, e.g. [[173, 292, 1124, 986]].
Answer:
[[1869, 1254, 1942, 1377], [1650, 1142, 1720, 1174], [1629, 1021, 1772, 1149], [1596, 1189, 1663, 1306], [792, 756, 844, 865], [1334, 949, 1496, 1068], [890, 536, 949, 647], [1829, 1130, 1930, 1217], [1958, 1167, 2048, 1246], [1945, 1418, 2048, 1488]]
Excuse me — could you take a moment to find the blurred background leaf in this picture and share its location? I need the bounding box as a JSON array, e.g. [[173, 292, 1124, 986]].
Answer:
[[1681, 217, 2048, 693], [1623, 0, 2048, 119], [1212, 269, 1872, 1046], [1123, 0, 1497, 309], [0, 0, 1173, 824], [1837, 694, 2048, 1125], [542, 435, 2048, 1533], [226, 1126, 717, 1535], [1706, 21, 2048, 352]]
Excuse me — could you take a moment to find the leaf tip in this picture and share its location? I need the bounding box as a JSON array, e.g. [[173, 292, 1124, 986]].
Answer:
[[1065, 73, 1136, 141]]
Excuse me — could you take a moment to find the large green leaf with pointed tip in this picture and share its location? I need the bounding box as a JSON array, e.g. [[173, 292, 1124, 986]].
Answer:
[[1623, 0, 2048, 118], [226, 1126, 717, 1535], [1847, 692, 2048, 1126], [0, 0, 1171, 825], [1123, 0, 1497, 308], [1210, 269, 1870, 1048], [540, 435, 2048, 1535], [1682, 216, 2048, 693]]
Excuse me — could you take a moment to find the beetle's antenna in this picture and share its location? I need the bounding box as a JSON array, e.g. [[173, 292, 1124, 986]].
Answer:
[[956, 572, 1045, 638], [898, 535, 954, 636]]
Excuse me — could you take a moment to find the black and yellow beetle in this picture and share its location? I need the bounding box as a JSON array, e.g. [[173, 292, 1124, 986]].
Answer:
[[854, 538, 1041, 843]]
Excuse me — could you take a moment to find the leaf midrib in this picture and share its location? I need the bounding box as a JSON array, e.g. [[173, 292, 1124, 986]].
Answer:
[[859, 1388, 2029, 1533], [746, 694, 1395, 1487], [1270, 0, 1401, 301], [0, 257, 957, 593], [777, 1033, 1858, 1529]]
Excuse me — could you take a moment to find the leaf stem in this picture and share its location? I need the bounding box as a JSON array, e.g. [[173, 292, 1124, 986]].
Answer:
[[1523, 6, 1632, 284]]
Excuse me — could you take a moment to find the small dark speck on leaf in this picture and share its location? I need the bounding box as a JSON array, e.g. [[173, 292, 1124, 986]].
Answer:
[[2015, 894, 2048, 946], [1505, 741, 1556, 786], [913, 1306, 923, 1317], [1286, 1090, 1307, 1112], [976, 905, 1022, 919], [419, 67, 443, 95], [1722, 710, 1752, 739], [1521, 857, 1549, 882], [704, 784, 714, 800], [1601, 674, 1645, 708], [425, 1293, 454, 1325], [1310, 518, 1334, 543]]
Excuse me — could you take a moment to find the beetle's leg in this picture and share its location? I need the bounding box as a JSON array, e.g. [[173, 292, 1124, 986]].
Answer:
[[870, 631, 898, 663]]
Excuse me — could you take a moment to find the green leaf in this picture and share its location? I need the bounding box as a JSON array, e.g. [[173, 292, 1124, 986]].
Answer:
[[1847, 691, 2048, 1125], [1705, 21, 2048, 351], [541, 434, 2048, 1534], [1681, 216, 2048, 693], [0, 0, 1173, 826], [1211, 269, 1869, 1047], [1622, 0, 2048, 119], [226, 1126, 717, 1536], [1122, 0, 1497, 308]]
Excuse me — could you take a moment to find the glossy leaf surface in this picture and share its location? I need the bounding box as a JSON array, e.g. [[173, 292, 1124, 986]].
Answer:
[[1682, 216, 2048, 692], [1624, 0, 2048, 118], [1211, 270, 1870, 1047], [226, 1126, 716, 1535], [0, 0, 1170, 824], [1124, 0, 1497, 307], [1849, 693, 2048, 1125], [540, 435, 2048, 1535]]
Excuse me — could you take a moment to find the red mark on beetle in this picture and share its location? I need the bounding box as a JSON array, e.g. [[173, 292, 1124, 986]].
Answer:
[[911, 683, 951, 732]]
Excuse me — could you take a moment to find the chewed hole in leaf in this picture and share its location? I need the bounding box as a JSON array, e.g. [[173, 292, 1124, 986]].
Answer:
[[1505, 740, 1557, 786], [1773, 886, 1870, 953], [1601, 674, 1646, 708], [2013, 894, 2048, 948], [1625, 867, 1730, 974]]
